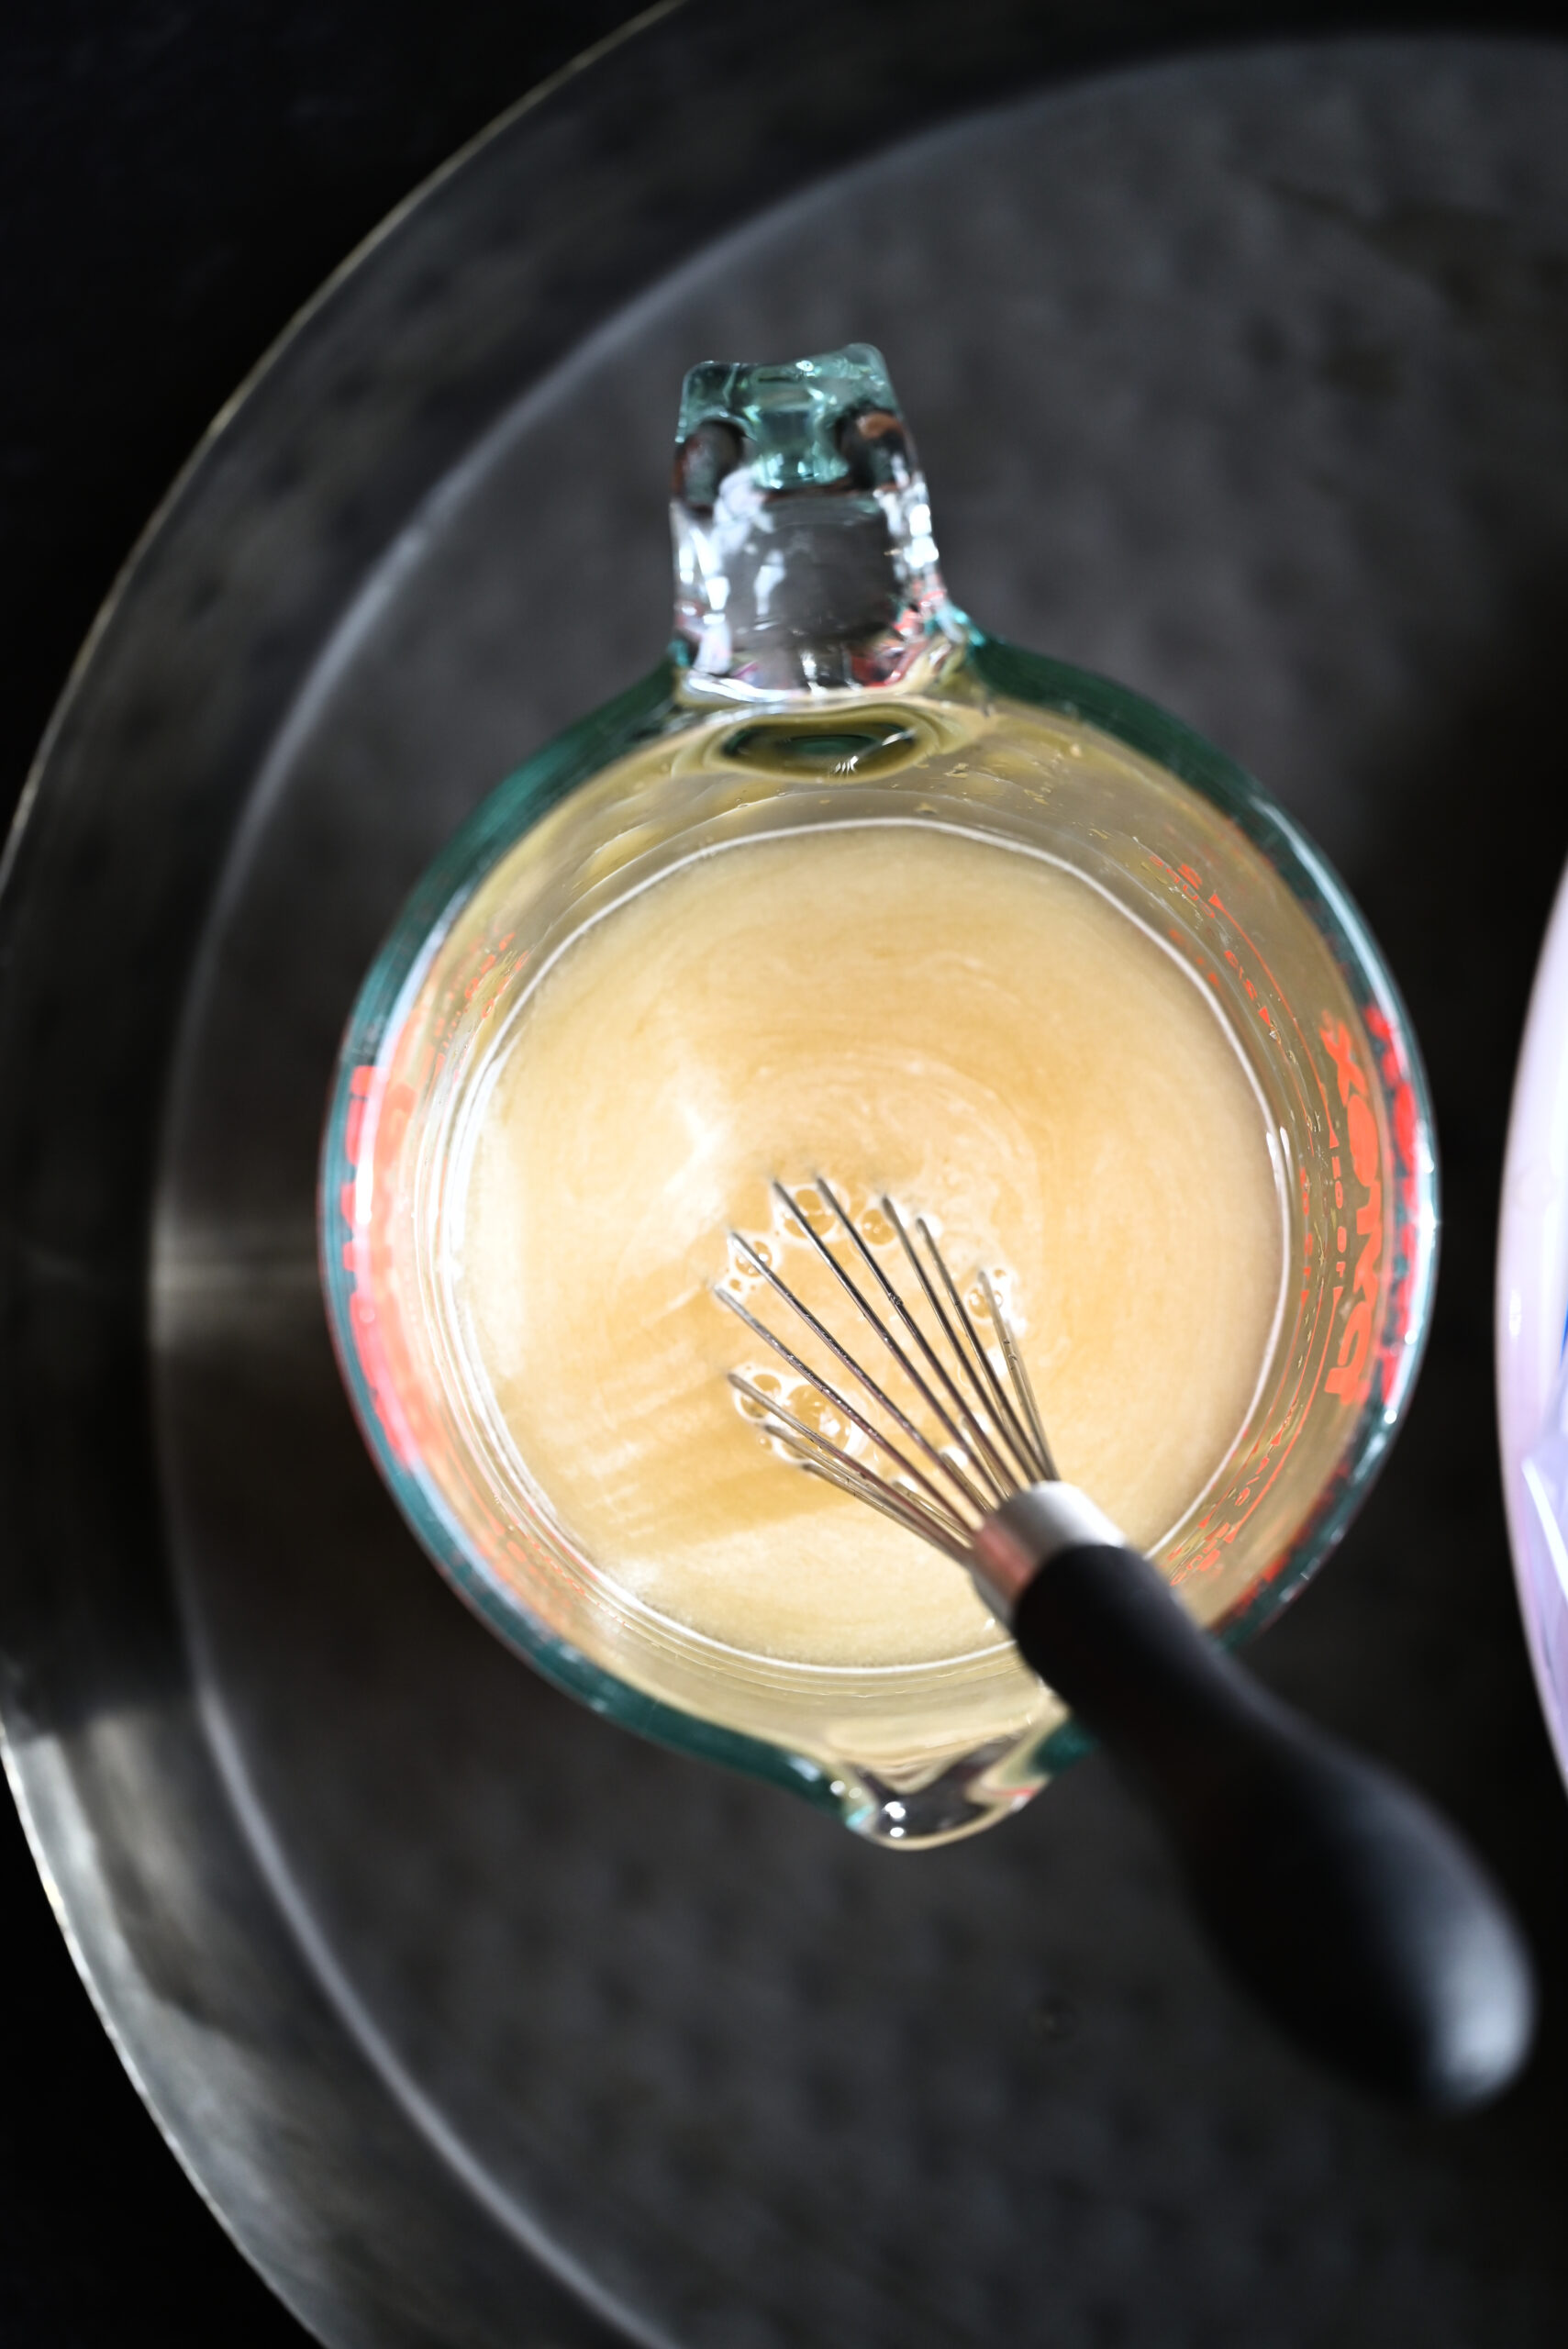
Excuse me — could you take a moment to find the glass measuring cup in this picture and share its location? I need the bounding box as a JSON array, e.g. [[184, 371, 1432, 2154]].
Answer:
[[320, 348, 1436, 1847]]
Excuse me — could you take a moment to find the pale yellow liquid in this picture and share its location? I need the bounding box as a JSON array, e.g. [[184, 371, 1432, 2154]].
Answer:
[[457, 823, 1284, 1669]]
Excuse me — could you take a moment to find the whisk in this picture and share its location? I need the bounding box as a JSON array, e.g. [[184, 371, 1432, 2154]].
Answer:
[[717, 1177, 1534, 2111]]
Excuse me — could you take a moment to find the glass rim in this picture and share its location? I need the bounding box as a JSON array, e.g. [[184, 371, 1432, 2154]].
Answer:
[[320, 631, 1440, 1808], [965, 636, 1439, 1626]]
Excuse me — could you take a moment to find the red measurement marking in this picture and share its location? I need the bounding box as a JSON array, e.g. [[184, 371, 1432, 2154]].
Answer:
[[1156, 849, 1403, 1419], [1391, 1075, 1420, 1223], [1151, 854, 1329, 1197], [1320, 1017, 1368, 1104], [463, 952, 498, 1004], [1346, 1091, 1377, 1187], [1353, 1182, 1383, 1303], [336, 1058, 423, 1468], [1229, 1283, 1345, 1569], [1321, 1018, 1383, 1408], [1154, 863, 1416, 1564], [1177, 1240, 1340, 1580]]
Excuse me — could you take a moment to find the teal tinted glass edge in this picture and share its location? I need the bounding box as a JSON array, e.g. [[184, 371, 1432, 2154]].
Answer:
[[967, 632, 1440, 1776], [320, 630, 1439, 1819], [317, 653, 841, 1820]]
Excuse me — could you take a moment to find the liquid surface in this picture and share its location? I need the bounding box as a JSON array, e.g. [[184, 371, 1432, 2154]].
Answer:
[[457, 824, 1284, 1667]]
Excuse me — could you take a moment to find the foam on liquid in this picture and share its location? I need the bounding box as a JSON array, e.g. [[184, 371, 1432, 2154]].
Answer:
[[458, 825, 1284, 1668]]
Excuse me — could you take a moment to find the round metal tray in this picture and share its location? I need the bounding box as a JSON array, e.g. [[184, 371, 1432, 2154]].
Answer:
[[6, 9, 1568, 2343]]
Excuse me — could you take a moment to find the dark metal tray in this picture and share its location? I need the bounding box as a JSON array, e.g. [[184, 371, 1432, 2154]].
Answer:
[[5, 8, 1568, 2343]]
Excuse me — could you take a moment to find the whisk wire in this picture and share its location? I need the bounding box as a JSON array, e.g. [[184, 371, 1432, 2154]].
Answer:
[[726, 1361, 975, 1541], [715, 1277, 986, 1525], [720, 1184, 1056, 1547], [798, 1177, 1022, 1506], [976, 1265, 1056, 1477], [774, 1174, 1009, 1503], [917, 1222, 1052, 1486], [884, 1202, 1047, 1489], [728, 1375, 977, 1563], [794, 1459, 978, 1566]]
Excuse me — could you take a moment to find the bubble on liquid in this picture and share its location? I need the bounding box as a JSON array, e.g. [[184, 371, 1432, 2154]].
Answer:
[[726, 1233, 767, 1286], [793, 1387, 843, 1442], [733, 1364, 796, 1431], [984, 1264, 1025, 1333], [796, 1191, 837, 1241], [858, 1204, 895, 1249]]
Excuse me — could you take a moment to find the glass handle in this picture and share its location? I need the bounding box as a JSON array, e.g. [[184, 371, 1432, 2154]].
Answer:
[[670, 341, 965, 697]]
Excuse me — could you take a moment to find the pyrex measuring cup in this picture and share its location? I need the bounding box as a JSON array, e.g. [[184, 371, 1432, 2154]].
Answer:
[[320, 348, 1436, 1845]]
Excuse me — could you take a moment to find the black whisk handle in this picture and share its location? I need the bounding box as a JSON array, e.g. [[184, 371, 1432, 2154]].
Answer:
[[985, 1496, 1535, 2110]]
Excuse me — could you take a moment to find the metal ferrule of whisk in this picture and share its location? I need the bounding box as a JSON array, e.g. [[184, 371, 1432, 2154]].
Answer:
[[714, 1176, 1125, 1620]]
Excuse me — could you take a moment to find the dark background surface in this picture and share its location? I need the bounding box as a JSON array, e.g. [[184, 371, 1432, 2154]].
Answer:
[[4, 5, 1568, 2345], [0, 11, 631, 2341]]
